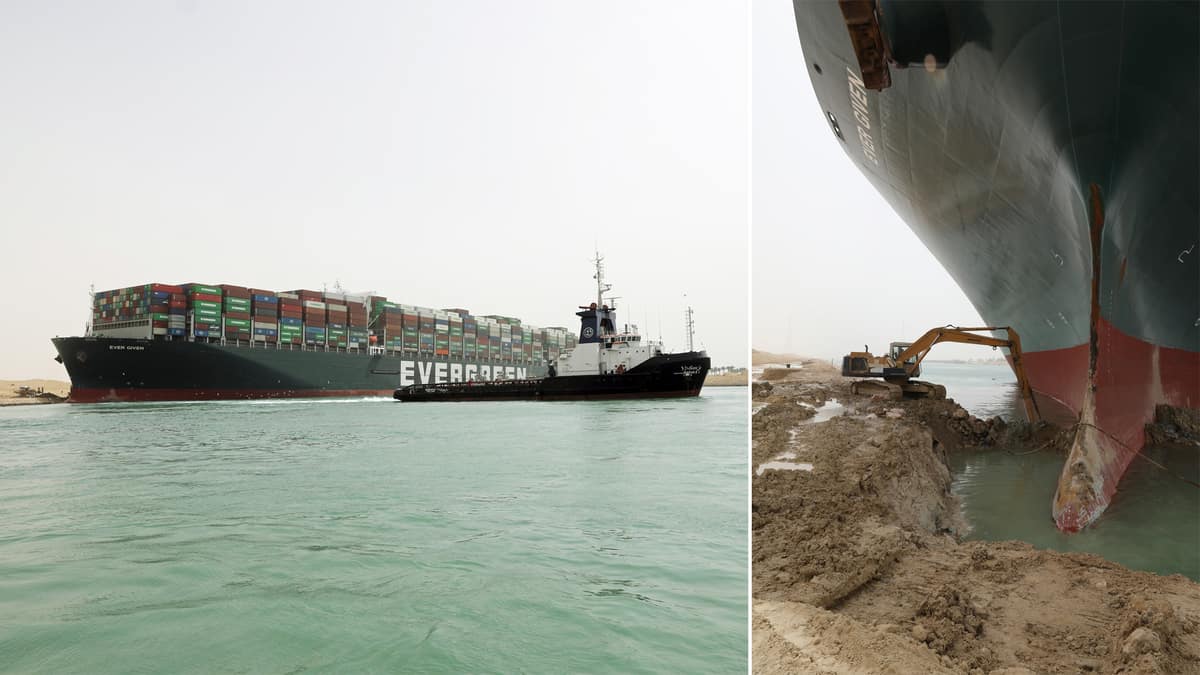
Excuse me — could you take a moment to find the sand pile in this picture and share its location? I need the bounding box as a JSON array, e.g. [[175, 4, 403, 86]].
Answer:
[[752, 362, 1200, 674], [0, 379, 69, 406]]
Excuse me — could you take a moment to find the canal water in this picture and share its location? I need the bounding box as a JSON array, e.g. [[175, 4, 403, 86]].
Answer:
[[0, 388, 747, 673], [921, 361, 1199, 581]]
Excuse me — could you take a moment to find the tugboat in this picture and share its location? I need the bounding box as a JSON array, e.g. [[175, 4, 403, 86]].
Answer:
[[393, 255, 710, 402]]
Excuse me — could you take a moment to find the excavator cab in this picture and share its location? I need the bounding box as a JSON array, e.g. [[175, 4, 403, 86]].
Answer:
[[887, 342, 920, 379]]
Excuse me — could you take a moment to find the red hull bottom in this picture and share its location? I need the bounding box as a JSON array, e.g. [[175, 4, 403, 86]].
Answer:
[[1021, 318, 1199, 532], [68, 387, 394, 403]]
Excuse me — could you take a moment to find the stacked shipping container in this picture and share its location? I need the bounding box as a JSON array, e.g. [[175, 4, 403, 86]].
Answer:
[[248, 288, 280, 343], [187, 284, 223, 338], [278, 292, 303, 344], [220, 284, 252, 342], [89, 283, 577, 362]]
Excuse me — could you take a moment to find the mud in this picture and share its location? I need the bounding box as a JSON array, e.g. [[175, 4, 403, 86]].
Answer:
[[1145, 404, 1200, 447], [752, 364, 1200, 674]]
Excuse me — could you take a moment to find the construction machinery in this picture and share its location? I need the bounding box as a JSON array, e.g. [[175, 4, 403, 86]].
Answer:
[[842, 326, 1042, 423]]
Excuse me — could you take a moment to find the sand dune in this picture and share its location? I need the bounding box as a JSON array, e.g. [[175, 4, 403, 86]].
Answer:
[[1, 379, 70, 406]]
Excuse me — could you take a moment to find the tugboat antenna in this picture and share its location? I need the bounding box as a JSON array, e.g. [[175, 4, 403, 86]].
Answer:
[[592, 251, 611, 308], [593, 251, 612, 376], [685, 305, 695, 353]]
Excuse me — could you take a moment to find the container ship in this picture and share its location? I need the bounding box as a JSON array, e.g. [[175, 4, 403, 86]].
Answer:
[[52, 284, 576, 402], [394, 256, 710, 401], [792, 1, 1198, 531]]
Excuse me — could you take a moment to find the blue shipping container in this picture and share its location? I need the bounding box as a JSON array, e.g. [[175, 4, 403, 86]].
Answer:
[[253, 328, 279, 336]]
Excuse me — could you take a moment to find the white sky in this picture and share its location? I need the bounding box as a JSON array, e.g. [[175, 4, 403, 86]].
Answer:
[[752, 0, 987, 362], [0, 1, 748, 379]]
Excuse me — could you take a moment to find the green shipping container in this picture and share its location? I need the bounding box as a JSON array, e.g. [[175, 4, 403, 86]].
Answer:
[[226, 318, 251, 328], [189, 285, 222, 296]]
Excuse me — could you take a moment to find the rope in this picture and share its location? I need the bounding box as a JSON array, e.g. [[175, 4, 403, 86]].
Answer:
[[998, 421, 1199, 489], [1073, 421, 1200, 490]]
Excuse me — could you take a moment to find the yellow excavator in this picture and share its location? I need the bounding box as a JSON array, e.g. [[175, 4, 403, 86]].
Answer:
[[842, 326, 1042, 423]]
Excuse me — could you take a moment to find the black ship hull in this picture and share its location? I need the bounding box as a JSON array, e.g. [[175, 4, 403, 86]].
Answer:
[[792, 0, 1199, 530], [393, 352, 710, 401], [52, 337, 547, 402]]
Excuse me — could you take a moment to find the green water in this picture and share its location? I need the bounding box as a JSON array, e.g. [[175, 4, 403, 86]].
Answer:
[[0, 389, 747, 673], [923, 362, 1200, 581]]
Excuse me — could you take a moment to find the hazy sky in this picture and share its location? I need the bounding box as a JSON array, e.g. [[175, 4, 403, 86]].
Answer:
[[752, 0, 988, 362], [0, 1, 748, 379]]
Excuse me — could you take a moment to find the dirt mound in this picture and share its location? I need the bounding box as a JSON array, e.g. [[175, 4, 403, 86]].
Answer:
[[753, 368, 1200, 675], [1145, 404, 1200, 446], [914, 586, 992, 671], [1108, 595, 1198, 675], [0, 379, 70, 406], [752, 349, 809, 366]]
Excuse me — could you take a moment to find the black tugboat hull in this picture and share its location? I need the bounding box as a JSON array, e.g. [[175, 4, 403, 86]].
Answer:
[[393, 352, 710, 402]]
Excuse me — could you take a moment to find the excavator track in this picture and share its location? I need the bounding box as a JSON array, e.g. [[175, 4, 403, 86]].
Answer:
[[851, 379, 903, 400]]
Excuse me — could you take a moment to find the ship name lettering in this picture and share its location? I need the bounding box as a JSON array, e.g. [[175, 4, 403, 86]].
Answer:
[[418, 361, 435, 385], [107, 345, 145, 351], [846, 67, 880, 166], [400, 360, 532, 385]]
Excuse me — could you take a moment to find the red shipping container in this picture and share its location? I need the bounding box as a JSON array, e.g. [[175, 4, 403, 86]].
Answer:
[[189, 292, 222, 303], [151, 283, 185, 294], [219, 284, 251, 298]]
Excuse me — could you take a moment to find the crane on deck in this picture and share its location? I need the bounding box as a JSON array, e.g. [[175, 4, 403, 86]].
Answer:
[[841, 326, 1042, 423]]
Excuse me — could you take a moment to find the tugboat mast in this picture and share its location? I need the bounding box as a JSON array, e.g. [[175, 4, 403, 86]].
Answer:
[[593, 252, 611, 312], [593, 252, 612, 375], [685, 305, 695, 353]]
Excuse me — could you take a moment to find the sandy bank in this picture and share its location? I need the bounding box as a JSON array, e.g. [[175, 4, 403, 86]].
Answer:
[[706, 372, 749, 387], [752, 364, 1200, 674], [0, 379, 70, 406]]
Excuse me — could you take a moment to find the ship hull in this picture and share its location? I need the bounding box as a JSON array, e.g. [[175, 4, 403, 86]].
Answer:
[[793, 1, 1199, 530], [393, 353, 710, 401], [52, 337, 547, 403]]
